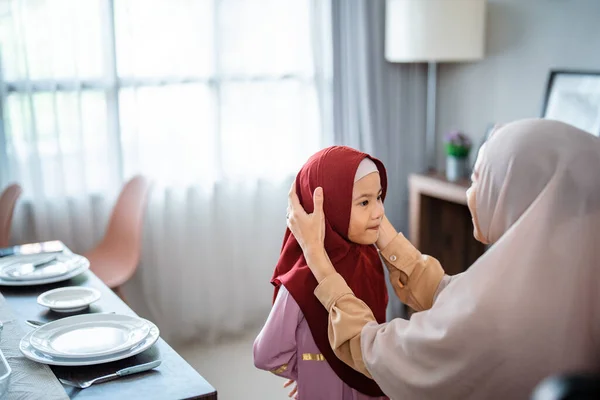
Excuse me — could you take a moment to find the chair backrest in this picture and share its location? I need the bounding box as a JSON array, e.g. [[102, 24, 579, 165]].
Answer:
[[96, 175, 151, 266], [0, 183, 23, 248]]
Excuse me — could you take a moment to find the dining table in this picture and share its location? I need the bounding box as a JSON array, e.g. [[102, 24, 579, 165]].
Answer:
[[0, 269, 217, 399]]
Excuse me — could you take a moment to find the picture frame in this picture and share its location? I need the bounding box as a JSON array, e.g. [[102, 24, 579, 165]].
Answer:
[[541, 70, 600, 136]]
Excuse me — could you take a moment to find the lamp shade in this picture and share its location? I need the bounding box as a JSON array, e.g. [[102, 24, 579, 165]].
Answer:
[[385, 0, 486, 62]]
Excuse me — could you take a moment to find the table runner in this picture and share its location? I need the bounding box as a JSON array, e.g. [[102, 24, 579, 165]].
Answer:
[[0, 292, 68, 400]]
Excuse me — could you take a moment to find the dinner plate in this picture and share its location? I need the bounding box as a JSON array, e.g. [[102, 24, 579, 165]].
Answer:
[[0, 253, 79, 281], [20, 319, 159, 366], [29, 314, 151, 359], [0, 255, 89, 286], [37, 287, 102, 313]]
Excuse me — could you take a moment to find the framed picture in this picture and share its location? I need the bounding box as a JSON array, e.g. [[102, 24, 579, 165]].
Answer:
[[541, 70, 600, 136]]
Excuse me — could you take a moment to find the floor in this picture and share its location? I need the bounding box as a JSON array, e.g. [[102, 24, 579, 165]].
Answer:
[[175, 328, 293, 400]]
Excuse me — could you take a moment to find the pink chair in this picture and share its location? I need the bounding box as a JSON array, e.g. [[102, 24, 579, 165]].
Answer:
[[0, 183, 23, 248], [84, 175, 151, 300]]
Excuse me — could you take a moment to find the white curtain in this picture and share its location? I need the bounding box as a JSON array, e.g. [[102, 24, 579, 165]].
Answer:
[[0, 0, 332, 343]]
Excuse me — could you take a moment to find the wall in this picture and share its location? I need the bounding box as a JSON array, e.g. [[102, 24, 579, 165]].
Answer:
[[436, 0, 600, 167]]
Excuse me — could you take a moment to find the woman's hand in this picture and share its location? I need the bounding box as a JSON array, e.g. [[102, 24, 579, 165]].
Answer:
[[375, 215, 398, 250], [286, 182, 325, 257], [287, 181, 335, 282]]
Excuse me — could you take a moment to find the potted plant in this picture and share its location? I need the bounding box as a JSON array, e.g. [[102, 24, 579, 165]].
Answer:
[[444, 130, 472, 182]]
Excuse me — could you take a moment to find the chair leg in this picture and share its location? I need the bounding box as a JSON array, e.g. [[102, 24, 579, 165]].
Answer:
[[113, 286, 128, 304]]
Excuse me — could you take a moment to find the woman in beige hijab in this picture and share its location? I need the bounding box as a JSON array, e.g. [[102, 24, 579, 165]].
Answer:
[[286, 119, 600, 399]]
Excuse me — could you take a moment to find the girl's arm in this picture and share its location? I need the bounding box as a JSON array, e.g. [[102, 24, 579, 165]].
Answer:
[[253, 285, 301, 380]]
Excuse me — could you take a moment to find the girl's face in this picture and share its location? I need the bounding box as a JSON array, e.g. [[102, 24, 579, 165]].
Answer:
[[348, 172, 384, 245]]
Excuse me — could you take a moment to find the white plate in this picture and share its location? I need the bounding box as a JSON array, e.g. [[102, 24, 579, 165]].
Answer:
[[29, 314, 151, 359], [0, 257, 89, 286], [20, 319, 159, 366], [0, 254, 63, 281], [37, 287, 102, 313], [0, 253, 85, 281]]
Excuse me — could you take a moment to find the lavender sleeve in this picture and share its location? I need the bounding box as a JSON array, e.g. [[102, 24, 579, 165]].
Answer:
[[253, 285, 301, 380]]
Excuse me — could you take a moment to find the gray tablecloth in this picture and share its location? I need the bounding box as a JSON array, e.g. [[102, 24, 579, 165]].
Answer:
[[0, 293, 68, 400]]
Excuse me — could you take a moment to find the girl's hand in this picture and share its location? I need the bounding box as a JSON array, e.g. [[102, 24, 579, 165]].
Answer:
[[283, 379, 298, 399]]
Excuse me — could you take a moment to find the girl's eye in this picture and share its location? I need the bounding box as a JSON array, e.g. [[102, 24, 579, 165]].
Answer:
[[361, 200, 369, 207], [377, 195, 382, 201]]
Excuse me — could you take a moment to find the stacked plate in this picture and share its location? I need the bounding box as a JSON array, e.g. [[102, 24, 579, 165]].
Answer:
[[20, 314, 160, 366], [0, 252, 89, 286]]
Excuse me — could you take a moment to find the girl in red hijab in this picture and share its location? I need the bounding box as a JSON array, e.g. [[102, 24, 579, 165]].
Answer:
[[254, 146, 388, 399]]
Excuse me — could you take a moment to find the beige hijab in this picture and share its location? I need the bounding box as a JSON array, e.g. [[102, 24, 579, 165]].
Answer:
[[361, 119, 600, 399]]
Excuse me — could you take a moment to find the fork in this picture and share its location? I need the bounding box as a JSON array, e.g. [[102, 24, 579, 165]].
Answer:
[[59, 360, 161, 389]]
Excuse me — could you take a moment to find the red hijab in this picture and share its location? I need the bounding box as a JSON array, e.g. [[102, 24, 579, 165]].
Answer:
[[272, 146, 388, 396]]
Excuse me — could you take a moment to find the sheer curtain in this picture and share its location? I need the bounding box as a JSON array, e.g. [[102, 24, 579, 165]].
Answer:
[[331, 0, 427, 318], [0, 0, 332, 342]]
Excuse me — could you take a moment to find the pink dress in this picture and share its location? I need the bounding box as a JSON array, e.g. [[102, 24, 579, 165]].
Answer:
[[253, 285, 388, 400]]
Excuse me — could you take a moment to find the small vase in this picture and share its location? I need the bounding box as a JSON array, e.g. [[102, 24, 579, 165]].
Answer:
[[446, 155, 468, 182]]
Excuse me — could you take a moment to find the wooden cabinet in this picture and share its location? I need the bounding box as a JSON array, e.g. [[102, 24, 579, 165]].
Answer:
[[408, 172, 485, 276]]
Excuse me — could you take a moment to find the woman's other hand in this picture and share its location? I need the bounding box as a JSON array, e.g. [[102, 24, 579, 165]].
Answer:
[[286, 181, 325, 256], [287, 181, 335, 282]]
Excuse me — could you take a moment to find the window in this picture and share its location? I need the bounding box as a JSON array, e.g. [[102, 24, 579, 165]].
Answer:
[[0, 0, 323, 195]]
